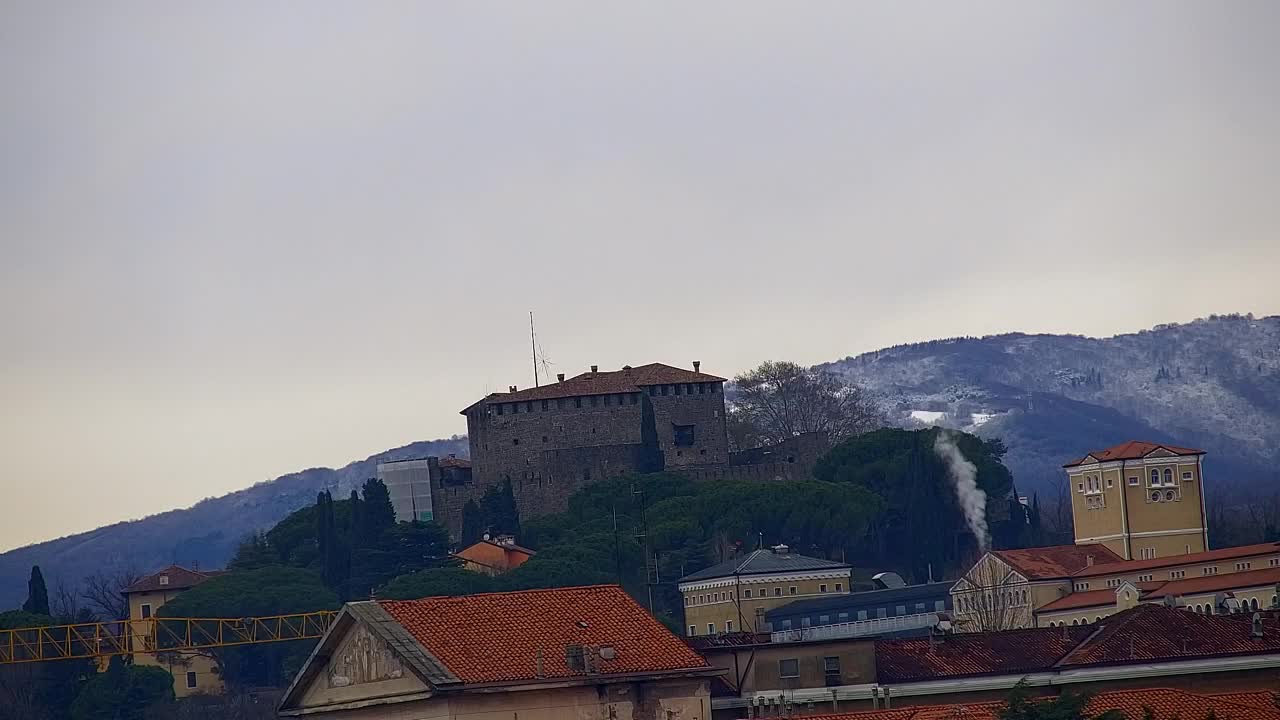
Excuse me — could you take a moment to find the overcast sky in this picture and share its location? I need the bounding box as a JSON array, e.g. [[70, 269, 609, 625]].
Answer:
[[2, 1, 1278, 552]]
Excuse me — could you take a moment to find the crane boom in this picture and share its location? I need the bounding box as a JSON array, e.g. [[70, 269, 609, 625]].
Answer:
[[0, 610, 337, 665]]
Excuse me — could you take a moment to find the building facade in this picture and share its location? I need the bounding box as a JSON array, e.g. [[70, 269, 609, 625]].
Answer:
[[375, 456, 437, 523], [1063, 441, 1208, 560], [124, 565, 225, 698], [678, 546, 853, 636]]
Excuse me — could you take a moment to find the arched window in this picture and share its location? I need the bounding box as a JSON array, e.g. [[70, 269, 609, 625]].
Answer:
[[1072, 619, 1079, 626], [1022, 589, 1028, 604], [1164, 468, 1174, 485], [1251, 598, 1260, 611], [1272, 594, 1278, 609], [1151, 469, 1160, 486], [1096, 616, 1103, 622]]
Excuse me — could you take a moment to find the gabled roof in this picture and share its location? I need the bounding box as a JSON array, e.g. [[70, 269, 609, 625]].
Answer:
[[378, 585, 710, 684], [1063, 440, 1205, 468], [801, 689, 1280, 720], [990, 544, 1123, 580], [1074, 541, 1280, 578], [455, 539, 536, 560], [876, 625, 1094, 683], [124, 565, 225, 594], [462, 363, 725, 409], [1036, 587, 1127, 613], [677, 548, 851, 584]]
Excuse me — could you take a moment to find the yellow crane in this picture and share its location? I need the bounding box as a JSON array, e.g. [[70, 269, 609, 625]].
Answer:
[[0, 611, 337, 665]]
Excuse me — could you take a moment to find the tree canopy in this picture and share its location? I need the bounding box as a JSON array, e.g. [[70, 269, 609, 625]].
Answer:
[[728, 360, 883, 451]]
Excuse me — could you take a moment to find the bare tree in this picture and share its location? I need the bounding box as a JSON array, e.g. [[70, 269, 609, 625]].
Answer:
[[82, 566, 142, 621], [952, 555, 1029, 632], [729, 361, 883, 449], [49, 577, 82, 620]]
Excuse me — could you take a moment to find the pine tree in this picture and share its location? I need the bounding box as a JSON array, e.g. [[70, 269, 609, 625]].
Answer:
[[23, 565, 50, 615]]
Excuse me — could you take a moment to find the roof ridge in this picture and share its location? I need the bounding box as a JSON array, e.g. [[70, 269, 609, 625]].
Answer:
[[379, 583, 620, 604]]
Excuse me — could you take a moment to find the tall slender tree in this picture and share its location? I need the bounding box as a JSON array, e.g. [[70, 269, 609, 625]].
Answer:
[[22, 566, 49, 616], [460, 500, 484, 547]]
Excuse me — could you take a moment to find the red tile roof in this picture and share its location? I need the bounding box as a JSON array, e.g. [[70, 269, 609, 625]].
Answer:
[[1037, 588, 1123, 613], [993, 544, 1124, 579], [377, 585, 708, 684], [1140, 565, 1280, 598], [1075, 542, 1280, 578], [1063, 440, 1205, 468], [438, 456, 471, 469], [1058, 604, 1280, 667], [802, 689, 1280, 720], [124, 565, 224, 594], [462, 363, 725, 408], [876, 625, 1095, 683]]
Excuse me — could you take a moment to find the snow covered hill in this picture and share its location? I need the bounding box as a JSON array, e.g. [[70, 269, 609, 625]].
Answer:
[[823, 313, 1280, 494]]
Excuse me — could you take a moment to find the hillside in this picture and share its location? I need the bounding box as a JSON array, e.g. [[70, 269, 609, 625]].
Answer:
[[0, 437, 467, 610], [824, 314, 1280, 495]]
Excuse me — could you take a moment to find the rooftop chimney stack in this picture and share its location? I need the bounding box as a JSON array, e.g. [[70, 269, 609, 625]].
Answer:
[[557, 373, 565, 382], [509, 385, 518, 393], [693, 360, 701, 373], [1086, 555, 1094, 567], [590, 365, 598, 373]]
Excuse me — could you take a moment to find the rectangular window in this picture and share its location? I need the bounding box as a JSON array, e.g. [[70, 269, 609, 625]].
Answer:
[[935, 600, 946, 612], [915, 602, 926, 612], [1203, 566, 1217, 575], [1139, 574, 1153, 582], [824, 656, 841, 675], [525, 401, 533, 413], [575, 397, 582, 408], [744, 589, 752, 599], [800, 617, 811, 628], [674, 384, 682, 395], [689, 625, 697, 636], [1107, 478, 1114, 488], [857, 610, 868, 621], [1170, 570, 1185, 579], [820, 584, 828, 593], [1182, 472, 1193, 480], [1128, 476, 1139, 486], [835, 583, 843, 592], [1238, 562, 1252, 571], [707, 623, 715, 635], [512, 438, 519, 445], [819, 614, 830, 624], [698, 383, 706, 394], [789, 586, 797, 595], [1271, 558, 1280, 568], [838, 612, 849, 621], [496, 404, 504, 416], [140, 604, 152, 619], [725, 620, 733, 633], [1078, 483, 1084, 492], [774, 587, 782, 597], [541, 400, 549, 411], [876, 608, 887, 619], [779, 659, 800, 678], [673, 424, 696, 447], [661, 385, 669, 396], [186, 671, 197, 689], [895, 605, 907, 615]]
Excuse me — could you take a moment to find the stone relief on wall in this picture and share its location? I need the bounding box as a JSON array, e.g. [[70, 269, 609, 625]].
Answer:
[[327, 623, 406, 688]]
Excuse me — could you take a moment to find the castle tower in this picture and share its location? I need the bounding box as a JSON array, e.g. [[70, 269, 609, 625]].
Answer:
[[1063, 441, 1208, 561]]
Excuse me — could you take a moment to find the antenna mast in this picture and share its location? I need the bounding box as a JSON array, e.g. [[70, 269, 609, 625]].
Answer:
[[530, 311, 539, 387]]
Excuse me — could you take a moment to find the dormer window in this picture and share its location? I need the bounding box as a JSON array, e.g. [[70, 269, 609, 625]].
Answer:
[[159, 575, 169, 586]]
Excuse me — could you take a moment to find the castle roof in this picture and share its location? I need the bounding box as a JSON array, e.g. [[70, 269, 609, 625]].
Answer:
[[1063, 440, 1204, 468], [677, 548, 851, 584], [462, 363, 725, 410]]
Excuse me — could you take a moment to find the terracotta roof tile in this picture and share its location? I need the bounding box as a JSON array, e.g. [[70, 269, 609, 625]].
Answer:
[[1058, 604, 1280, 667], [377, 584, 708, 684], [1063, 440, 1205, 467], [124, 565, 220, 594], [1212, 691, 1280, 709], [1139, 565, 1280, 597], [875, 625, 1094, 682], [993, 544, 1124, 580], [1075, 542, 1280, 578], [1037, 588, 1123, 612], [802, 689, 1280, 720], [463, 363, 725, 409]]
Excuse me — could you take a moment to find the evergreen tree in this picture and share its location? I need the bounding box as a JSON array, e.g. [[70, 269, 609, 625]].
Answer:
[[480, 478, 522, 538], [349, 489, 364, 547], [360, 478, 396, 537], [22, 565, 49, 616], [460, 499, 484, 547]]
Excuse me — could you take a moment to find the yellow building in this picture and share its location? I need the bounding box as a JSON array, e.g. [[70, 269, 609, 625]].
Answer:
[[1063, 440, 1208, 560], [677, 545, 853, 636], [123, 565, 225, 698]]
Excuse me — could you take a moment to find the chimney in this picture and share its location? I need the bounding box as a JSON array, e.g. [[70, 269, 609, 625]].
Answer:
[[1253, 612, 1265, 639], [693, 360, 701, 373], [1086, 555, 1094, 567], [590, 365, 598, 373], [557, 373, 565, 382], [535, 647, 545, 678], [509, 385, 517, 393]]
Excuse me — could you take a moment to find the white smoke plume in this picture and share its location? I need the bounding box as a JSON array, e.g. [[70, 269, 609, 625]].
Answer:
[[933, 430, 989, 552]]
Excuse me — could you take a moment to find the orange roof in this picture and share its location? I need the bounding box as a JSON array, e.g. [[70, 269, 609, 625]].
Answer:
[[377, 585, 709, 684], [993, 544, 1124, 579], [802, 688, 1280, 720], [1063, 440, 1204, 468], [1075, 541, 1280, 578], [1140, 565, 1280, 598], [1037, 588, 1123, 613], [462, 363, 725, 409]]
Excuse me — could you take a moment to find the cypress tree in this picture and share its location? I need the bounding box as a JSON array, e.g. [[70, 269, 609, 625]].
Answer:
[[460, 500, 484, 547], [23, 565, 50, 615]]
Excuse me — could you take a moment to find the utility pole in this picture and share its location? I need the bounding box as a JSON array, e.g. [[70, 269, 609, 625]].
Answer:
[[633, 483, 656, 613], [530, 311, 539, 387]]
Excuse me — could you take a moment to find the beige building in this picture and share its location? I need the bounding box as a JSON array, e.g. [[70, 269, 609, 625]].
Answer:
[[278, 584, 721, 719], [677, 546, 853, 636], [123, 565, 225, 698], [1063, 440, 1208, 560]]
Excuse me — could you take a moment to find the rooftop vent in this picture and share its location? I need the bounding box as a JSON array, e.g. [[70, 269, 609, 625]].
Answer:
[[771, 544, 790, 554], [872, 572, 906, 589], [693, 361, 701, 372], [557, 373, 565, 382]]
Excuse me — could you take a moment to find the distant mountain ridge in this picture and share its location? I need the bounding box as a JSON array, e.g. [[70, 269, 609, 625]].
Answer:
[[0, 437, 467, 610], [4, 314, 1276, 611], [822, 313, 1280, 495]]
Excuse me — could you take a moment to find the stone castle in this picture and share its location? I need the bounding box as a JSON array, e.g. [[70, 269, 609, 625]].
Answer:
[[379, 362, 829, 539]]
